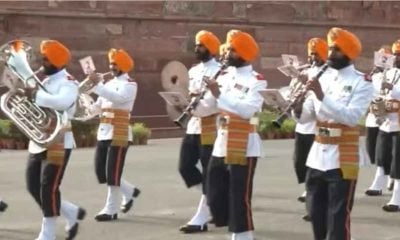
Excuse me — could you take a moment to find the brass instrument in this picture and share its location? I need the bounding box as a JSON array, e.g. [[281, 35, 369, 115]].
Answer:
[[370, 69, 399, 125], [273, 64, 329, 128], [174, 63, 228, 128], [74, 71, 113, 121], [0, 40, 67, 147]]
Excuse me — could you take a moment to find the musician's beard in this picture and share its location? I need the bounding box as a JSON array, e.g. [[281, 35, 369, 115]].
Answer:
[[227, 56, 246, 68], [111, 69, 123, 77], [195, 51, 212, 62], [327, 56, 351, 70], [43, 64, 61, 76]]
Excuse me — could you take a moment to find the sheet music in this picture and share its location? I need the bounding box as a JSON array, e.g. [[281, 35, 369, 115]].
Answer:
[[158, 91, 189, 107], [374, 51, 395, 69], [79, 56, 96, 74], [258, 89, 289, 109]]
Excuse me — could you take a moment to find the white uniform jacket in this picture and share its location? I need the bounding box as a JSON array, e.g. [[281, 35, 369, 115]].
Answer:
[[91, 73, 136, 141], [377, 68, 400, 132], [296, 65, 374, 171], [29, 69, 79, 154], [194, 65, 267, 158], [186, 58, 221, 135]]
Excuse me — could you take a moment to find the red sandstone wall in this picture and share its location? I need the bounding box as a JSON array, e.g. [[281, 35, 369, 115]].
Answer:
[[0, 1, 399, 136]]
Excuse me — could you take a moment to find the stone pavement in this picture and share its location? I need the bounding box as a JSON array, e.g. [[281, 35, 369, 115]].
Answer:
[[0, 138, 399, 240]]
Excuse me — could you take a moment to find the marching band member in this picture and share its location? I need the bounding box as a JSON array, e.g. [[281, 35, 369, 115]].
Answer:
[[293, 38, 328, 208], [178, 30, 221, 233], [364, 46, 392, 167], [294, 27, 373, 240], [365, 41, 400, 200], [24, 40, 85, 240], [197, 30, 266, 240], [88, 48, 140, 221]]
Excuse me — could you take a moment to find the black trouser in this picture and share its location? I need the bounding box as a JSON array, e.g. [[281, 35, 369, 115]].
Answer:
[[178, 134, 213, 193], [376, 130, 400, 178], [95, 140, 129, 186], [26, 149, 72, 217], [365, 127, 379, 164], [207, 156, 257, 233], [306, 168, 357, 240], [293, 132, 315, 184]]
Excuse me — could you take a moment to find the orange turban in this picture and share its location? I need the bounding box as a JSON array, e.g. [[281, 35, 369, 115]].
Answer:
[[226, 29, 241, 44], [195, 30, 221, 56], [229, 31, 259, 62], [108, 48, 134, 73], [40, 40, 71, 68], [392, 40, 400, 54], [327, 27, 362, 60], [307, 38, 328, 61]]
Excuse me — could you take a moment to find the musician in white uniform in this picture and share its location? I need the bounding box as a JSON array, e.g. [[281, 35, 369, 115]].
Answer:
[[293, 38, 328, 207], [178, 30, 221, 233], [88, 48, 140, 221], [194, 31, 266, 240], [364, 46, 392, 168], [365, 41, 400, 203], [294, 27, 373, 240], [25, 40, 85, 240]]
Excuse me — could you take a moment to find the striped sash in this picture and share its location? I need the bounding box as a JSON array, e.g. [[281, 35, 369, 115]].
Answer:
[[200, 114, 217, 145], [315, 121, 360, 180], [46, 122, 70, 166], [100, 108, 130, 147], [221, 112, 256, 166]]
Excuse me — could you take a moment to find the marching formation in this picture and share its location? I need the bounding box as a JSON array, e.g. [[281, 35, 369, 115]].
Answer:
[[0, 25, 398, 240]]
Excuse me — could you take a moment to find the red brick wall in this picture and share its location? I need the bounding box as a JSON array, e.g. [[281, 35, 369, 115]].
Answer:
[[0, 1, 399, 135]]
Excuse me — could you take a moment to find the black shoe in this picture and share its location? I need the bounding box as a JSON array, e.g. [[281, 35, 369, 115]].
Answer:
[[66, 223, 79, 240], [77, 208, 86, 220], [297, 196, 306, 203], [94, 213, 118, 222], [302, 214, 311, 222], [382, 204, 400, 212], [0, 201, 8, 212], [121, 188, 141, 213], [365, 189, 382, 196], [179, 224, 208, 233], [388, 182, 394, 192]]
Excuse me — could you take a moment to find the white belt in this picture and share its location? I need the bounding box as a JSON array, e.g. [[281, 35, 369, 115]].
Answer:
[[316, 127, 342, 137], [101, 112, 115, 118]]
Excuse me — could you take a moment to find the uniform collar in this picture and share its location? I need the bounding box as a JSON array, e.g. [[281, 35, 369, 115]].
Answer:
[[337, 64, 355, 75], [115, 73, 129, 81], [235, 65, 253, 74], [200, 58, 217, 68], [47, 69, 67, 81]]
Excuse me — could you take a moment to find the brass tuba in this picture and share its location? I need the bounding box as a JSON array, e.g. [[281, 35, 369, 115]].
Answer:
[[0, 40, 67, 147]]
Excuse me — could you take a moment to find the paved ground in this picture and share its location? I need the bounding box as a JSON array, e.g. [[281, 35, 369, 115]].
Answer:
[[0, 138, 399, 240]]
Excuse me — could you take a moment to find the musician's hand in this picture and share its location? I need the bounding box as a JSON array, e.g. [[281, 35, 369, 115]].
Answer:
[[23, 87, 38, 100], [306, 79, 324, 101], [382, 82, 393, 91], [189, 92, 200, 98], [297, 73, 308, 84], [205, 79, 220, 98], [88, 72, 102, 85]]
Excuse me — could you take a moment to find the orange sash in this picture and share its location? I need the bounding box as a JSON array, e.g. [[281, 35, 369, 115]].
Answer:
[[315, 121, 360, 180], [46, 122, 70, 166], [200, 114, 217, 145], [100, 108, 130, 147], [221, 113, 256, 166]]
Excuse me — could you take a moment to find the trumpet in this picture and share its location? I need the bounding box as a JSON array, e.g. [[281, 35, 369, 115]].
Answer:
[[174, 63, 228, 128], [273, 63, 329, 128], [73, 71, 113, 121]]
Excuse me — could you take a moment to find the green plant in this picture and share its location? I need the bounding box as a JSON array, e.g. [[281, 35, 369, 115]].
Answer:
[[0, 119, 12, 138], [131, 123, 151, 145], [280, 119, 296, 134], [257, 110, 279, 135]]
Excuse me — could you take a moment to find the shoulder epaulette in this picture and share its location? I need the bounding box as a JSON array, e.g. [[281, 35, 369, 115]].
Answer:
[[67, 75, 76, 81], [364, 74, 372, 82], [252, 71, 265, 80]]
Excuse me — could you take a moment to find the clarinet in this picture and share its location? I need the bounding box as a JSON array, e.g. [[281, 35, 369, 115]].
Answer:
[[174, 63, 228, 129], [272, 63, 329, 128]]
